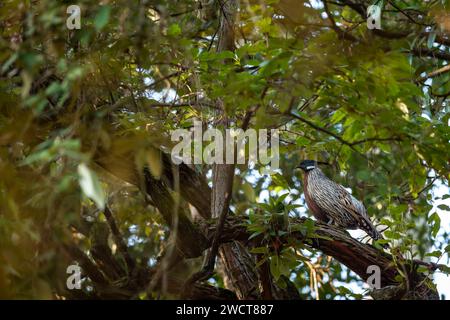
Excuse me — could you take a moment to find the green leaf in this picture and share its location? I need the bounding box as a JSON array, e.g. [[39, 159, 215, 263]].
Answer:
[[250, 247, 268, 254], [271, 173, 289, 189], [425, 250, 442, 258], [384, 230, 401, 240], [417, 266, 428, 274], [427, 31, 436, 49], [242, 182, 256, 202], [330, 109, 347, 124], [269, 255, 291, 281], [337, 286, 352, 295], [248, 231, 264, 240], [437, 204, 450, 211], [19, 52, 43, 70], [277, 193, 289, 204], [77, 163, 106, 210], [1, 52, 18, 73], [168, 23, 181, 36], [270, 255, 281, 281], [94, 6, 111, 31], [256, 17, 272, 34], [428, 212, 441, 238], [295, 136, 310, 147], [438, 265, 450, 275]]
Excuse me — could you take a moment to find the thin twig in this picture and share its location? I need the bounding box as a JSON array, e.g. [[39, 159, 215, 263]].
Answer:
[[350, 136, 403, 146], [416, 64, 450, 83]]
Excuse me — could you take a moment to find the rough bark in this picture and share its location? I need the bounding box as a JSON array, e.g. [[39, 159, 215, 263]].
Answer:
[[143, 168, 208, 258], [205, 0, 261, 299], [162, 152, 211, 219]]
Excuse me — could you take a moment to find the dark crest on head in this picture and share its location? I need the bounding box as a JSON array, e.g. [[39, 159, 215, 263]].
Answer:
[[297, 160, 317, 172]]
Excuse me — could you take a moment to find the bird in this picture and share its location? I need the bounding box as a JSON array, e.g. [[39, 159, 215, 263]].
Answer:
[[297, 160, 385, 245]]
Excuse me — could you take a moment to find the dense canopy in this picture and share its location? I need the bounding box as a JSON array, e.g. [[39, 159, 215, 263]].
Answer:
[[0, 0, 449, 300]]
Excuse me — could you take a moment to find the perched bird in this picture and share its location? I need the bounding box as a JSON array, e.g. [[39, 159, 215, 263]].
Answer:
[[297, 160, 384, 244]]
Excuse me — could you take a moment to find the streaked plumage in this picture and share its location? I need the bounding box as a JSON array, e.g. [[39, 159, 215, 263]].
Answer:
[[298, 160, 383, 243]]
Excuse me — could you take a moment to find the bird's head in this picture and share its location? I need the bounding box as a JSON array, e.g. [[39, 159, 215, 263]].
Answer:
[[296, 160, 330, 172], [297, 160, 317, 172]]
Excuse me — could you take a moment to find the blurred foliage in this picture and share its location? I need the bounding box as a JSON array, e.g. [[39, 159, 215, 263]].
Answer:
[[0, 0, 449, 299]]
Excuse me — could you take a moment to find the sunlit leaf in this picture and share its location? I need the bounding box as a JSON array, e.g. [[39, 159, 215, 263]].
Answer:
[[77, 163, 106, 210]]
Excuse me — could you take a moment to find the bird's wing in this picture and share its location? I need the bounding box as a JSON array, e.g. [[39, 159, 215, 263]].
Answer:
[[336, 184, 378, 233], [307, 177, 357, 226], [307, 174, 373, 227]]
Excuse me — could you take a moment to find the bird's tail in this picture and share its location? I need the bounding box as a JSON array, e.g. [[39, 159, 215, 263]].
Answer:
[[359, 217, 388, 248]]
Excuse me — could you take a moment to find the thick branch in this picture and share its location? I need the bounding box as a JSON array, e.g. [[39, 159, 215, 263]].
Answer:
[[199, 215, 440, 300], [144, 168, 208, 258], [162, 152, 211, 219]]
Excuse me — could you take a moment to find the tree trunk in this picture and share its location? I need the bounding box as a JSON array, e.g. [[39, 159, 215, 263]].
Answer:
[[207, 0, 261, 299]]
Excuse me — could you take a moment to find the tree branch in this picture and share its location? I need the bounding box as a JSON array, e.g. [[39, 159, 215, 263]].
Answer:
[[104, 206, 136, 273], [323, 1, 358, 41], [144, 168, 209, 258], [416, 64, 450, 82], [411, 47, 450, 61], [199, 215, 440, 300]]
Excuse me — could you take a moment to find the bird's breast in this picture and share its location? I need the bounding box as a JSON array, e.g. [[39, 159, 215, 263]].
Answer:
[[303, 172, 329, 222]]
